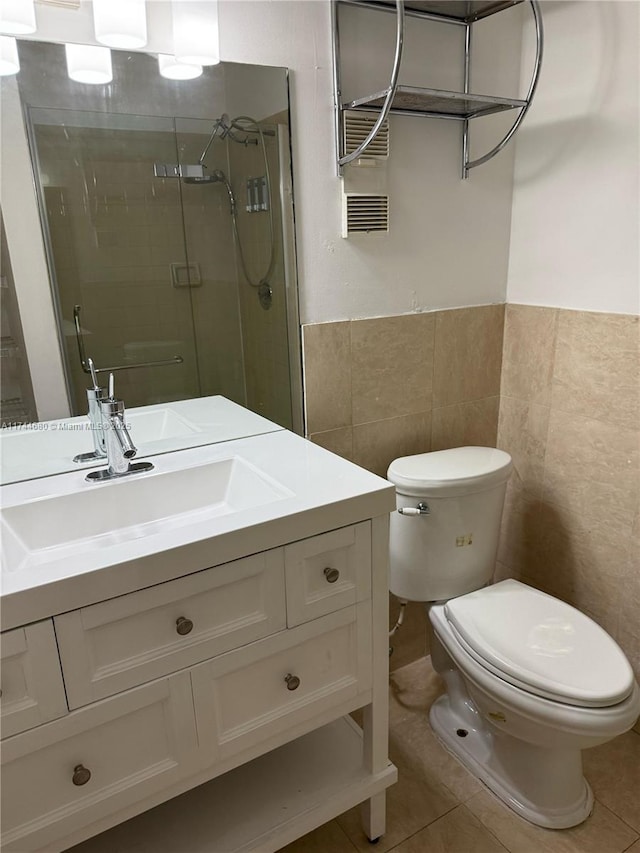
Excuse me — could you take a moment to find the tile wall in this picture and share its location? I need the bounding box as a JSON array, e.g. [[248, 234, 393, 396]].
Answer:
[[496, 305, 640, 726], [302, 302, 639, 712], [302, 304, 505, 669]]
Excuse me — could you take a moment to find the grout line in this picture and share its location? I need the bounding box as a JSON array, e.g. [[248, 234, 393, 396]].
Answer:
[[457, 802, 511, 853], [591, 797, 640, 844], [383, 803, 461, 852]]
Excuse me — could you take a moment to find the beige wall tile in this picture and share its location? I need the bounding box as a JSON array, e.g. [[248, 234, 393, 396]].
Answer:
[[433, 305, 504, 408], [496, 480, 543, 582], [501, 304, 557, 404], [466, 792, 638, 853], [551, 311, 639, 430], [302, 321, 351, 433], [431, 396, 500, 452], [351, 313, 435, 425], [498, 307, 639, 673], [543, 408, 639, 533], [497, 397, 550, 496], [309, 428, 353, 462], [393, 806, 509, 853], [617, 577, 640, 685], [352, 412, 431, 478], [531, 502, 628, 638]]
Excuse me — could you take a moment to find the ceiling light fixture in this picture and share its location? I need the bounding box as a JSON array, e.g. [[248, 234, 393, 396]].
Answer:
[[172, 0, 219, 67], [0, 0, 36, 35], [0, 35, 19, 75], [157, 54, 203, 81], [65, 43, 113, 85], [93, 0, 147, 50]]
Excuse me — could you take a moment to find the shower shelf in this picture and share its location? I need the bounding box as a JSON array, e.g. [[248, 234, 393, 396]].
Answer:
[[332, 0, 544, 178]]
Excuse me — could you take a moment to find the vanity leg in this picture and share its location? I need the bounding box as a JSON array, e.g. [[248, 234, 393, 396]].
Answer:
[[360, 515, 393, 842], [361, 791, 386, 842]]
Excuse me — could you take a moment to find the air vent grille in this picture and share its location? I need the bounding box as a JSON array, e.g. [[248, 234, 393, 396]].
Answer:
[[343, 111, 390, 159], [343, 194, 389, 237]]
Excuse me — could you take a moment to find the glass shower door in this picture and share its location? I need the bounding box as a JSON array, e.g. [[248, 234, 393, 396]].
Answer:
[[28, 108, 202, 414], [175, 115, 295, 429]]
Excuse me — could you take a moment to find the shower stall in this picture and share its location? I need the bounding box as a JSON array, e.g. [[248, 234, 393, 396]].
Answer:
[[24, 88, 300, 430]]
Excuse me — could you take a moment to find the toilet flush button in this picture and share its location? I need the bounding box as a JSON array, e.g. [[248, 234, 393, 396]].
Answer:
[[456, 534, 473, 547]]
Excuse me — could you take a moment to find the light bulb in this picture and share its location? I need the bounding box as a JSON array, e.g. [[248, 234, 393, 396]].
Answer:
[[65, 43, 113, 85], [172, 1, 219, 67], [158, 54, 203, 81], [93, 0, 147, 50], [0, 35, 19, 75], [0, 0, 36, 35]]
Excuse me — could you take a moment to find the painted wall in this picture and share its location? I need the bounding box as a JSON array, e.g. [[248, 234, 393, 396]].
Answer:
[[14, 0, 525, 328], [508, 0, 639, 314]]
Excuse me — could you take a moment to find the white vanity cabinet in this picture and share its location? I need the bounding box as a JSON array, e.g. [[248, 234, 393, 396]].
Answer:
[[0, 620, 67, 738], [1, 673, 199, 853], [0, 517, 396, 853]]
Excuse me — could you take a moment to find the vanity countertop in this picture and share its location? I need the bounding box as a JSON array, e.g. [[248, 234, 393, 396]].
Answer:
[[0, 428, 395, 630]]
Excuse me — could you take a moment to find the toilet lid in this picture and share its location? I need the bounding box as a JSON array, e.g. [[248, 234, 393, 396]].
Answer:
[[387, 447, 512, 497], [445, 580, 635, 708]]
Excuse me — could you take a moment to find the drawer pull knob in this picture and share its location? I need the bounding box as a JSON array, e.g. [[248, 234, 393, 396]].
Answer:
[[285, 673, 300, 691], [72, 764, 91, 786], [176, 617, 194, 636], [324, 567, 340, 584]]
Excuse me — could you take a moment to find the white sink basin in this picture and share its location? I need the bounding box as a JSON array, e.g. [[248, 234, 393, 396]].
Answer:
[[1, 456, 290, 573]]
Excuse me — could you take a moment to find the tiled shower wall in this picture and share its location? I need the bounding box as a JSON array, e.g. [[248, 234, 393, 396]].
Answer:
[[302, 303, 640, 697]]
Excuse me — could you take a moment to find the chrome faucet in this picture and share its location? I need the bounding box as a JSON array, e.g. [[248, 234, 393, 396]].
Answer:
[[85, 373, 153, 482], [73, 358, 108, 463]]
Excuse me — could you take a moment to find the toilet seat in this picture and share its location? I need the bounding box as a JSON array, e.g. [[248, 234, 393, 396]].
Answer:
[[444, 580, 635, 708]]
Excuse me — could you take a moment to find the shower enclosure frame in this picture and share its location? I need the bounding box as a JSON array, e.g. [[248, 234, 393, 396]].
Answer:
[[21, 99, 304, 434]]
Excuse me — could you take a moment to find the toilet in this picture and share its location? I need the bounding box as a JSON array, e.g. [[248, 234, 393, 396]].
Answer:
[[387, 446, 640, 830]]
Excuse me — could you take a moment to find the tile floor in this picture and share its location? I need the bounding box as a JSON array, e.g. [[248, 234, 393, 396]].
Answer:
[[280, 657, 640, 853]]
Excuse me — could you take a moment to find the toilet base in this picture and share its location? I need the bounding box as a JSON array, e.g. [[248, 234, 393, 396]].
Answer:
[[429, 694, 594, 829]]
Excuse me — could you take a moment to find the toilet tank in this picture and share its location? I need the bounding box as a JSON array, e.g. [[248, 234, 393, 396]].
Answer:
[[387, 447, 512, 603]]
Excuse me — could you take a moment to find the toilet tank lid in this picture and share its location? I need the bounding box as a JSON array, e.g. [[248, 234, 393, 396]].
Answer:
[[445, 580, 636, 708], [387, 447, 512, 494]]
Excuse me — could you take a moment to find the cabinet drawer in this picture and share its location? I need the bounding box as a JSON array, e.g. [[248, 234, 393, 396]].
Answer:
[[284, 522, 371, 626], [0, 620, 67, 739], [192, 602, 372, 765], [55, 550, 286, 709], [0, 671, 197, 853]]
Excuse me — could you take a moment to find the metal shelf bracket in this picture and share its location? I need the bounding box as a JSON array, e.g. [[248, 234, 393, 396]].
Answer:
[[332, 0, 405, 175], [332, 0, 544, 179], [463, 0, 544, 178]]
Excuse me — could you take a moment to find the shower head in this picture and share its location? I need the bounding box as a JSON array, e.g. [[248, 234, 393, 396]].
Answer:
[[182, 168, 236, 215], [182, 175, 219, 185], [182, 168, 226, 185]]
